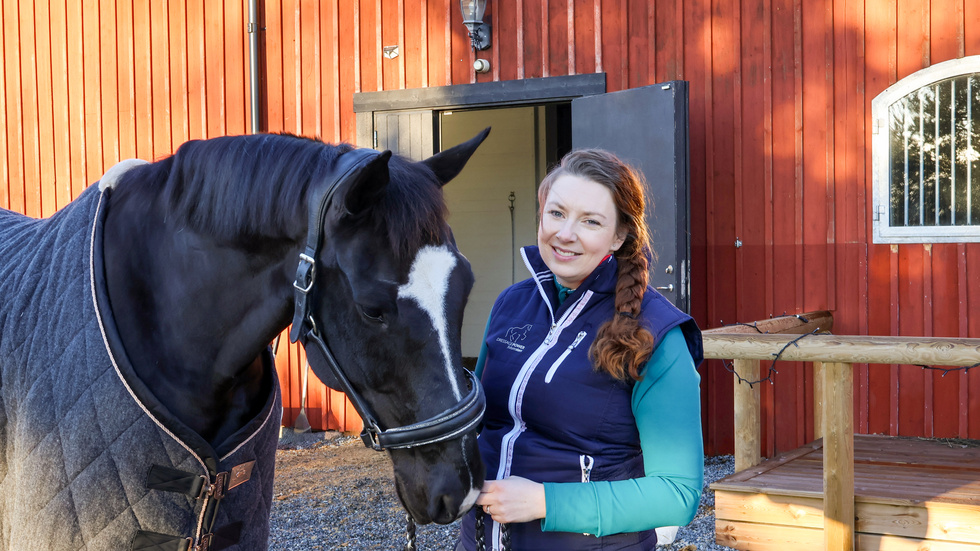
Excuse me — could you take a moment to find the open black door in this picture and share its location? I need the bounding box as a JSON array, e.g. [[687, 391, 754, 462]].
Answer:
[[572, 81, 691, 313]]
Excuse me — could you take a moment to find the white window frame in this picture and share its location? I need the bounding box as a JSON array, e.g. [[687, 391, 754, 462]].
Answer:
[[872, 55, 980, 243]]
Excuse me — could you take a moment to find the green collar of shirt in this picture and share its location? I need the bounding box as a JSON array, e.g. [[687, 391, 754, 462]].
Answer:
[[554, 277, 575, 304]]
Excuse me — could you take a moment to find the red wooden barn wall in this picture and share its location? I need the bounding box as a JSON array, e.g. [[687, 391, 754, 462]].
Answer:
[[1, 1, 978, 457]]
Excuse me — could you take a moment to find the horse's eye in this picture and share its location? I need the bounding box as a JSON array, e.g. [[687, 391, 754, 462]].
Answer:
[[358, 306, 386, 324]]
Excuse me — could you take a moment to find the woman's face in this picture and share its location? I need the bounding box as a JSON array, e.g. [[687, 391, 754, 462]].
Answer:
[[537, 174, 625, 289]]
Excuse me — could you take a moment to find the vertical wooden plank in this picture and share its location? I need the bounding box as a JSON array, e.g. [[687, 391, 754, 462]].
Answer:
[[739, 0, 776, 455], [204, 0, 225, 138], [224, 0, 246, 137], [600, 0, 625, 91], [958, 244, 970, 436], [492, 0, 518, 81], [300, 0, 320, 136], [733, 359, 762, 471], [800, 0, 833, 314], [898, 247, 926, 435], [654, 0, 682, 82], [968, 0, 980, 55], [381, 0, 399, 90], [0, 3, 8, 212], [894, 0, 936, 442], [592, 0, 601, 74], [770, 0, 805, 453], [4, 0, 27, 214], [20, 0, 42, 217], [813, 361, 824, 439], [320, 0, 341, 141], [98, 0, 119, 174], [338, 0, 359, 142], [834, 0, 869, 435], [709, 0, 739, 333], [281, 0, 300, 134], [50, 1, 70, 207], [572, 0, 595, 75], [149, 0, 170, 157], [168, 0, 189, 146], [537, 0, 547, 78], [521, 0, 543, 80], [65, 0, 86, 197], [929, 0, 964, 440], [969, 244, 980, 438], [79, 0, 107, 183], [684, 0, 721, 454], [185, 0, 207, 140], [932, 244, 960, 437], [403, 0, 424, 89], [34, 0, 56, 216], [822, 362, 854, 551], [261, 0, 283, 133], [626, 0, 649, 88], [864, 0, 896, 436], [738, 0, 767, 326], [114, 1, 137, 162], [566, 0, 575, 75], [425, 0, 449, 87], [132, 0, 153, 158], [5, 0, 26, 214], [547, 0, 569, 78], [359, 0, 380, 93]]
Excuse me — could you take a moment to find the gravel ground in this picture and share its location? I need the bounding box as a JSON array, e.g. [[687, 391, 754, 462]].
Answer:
[[269, 430, 736, 550]]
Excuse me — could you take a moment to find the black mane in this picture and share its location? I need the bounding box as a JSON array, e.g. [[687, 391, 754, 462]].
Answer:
[[114, 133, 448, 260]]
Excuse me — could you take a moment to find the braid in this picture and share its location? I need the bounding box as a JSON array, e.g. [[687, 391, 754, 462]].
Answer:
[[590, 241, 655, 381]]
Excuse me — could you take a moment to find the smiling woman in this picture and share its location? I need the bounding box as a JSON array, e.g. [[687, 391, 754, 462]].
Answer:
[[457, 149, 705, 551]]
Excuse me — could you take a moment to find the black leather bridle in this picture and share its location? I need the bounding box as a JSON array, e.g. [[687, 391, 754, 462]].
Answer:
[[288, 148, 485, 451]]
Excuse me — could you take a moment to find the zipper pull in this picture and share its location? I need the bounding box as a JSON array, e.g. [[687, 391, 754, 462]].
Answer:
[[569, 331, 587, 349], [580, 455, 594, 483], [544, 323, 558, 345]]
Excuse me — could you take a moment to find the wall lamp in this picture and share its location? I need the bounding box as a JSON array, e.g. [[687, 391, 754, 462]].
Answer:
[[460, 0, 491, 50]]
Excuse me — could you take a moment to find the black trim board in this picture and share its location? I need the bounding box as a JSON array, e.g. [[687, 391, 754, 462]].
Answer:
[[353, 73, 606, 113]]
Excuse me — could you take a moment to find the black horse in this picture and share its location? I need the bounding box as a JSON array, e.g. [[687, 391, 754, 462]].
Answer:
[[0, 129, 489, 550]]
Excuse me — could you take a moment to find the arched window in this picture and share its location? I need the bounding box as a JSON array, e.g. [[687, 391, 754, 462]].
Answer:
[[872, 56, 980, 243]]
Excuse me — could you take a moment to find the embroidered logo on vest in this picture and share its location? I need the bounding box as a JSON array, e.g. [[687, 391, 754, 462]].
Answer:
[[497, 324, 531, 352]]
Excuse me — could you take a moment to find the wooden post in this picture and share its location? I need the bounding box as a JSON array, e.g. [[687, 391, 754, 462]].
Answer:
[[813, 361, 824, 439], [733, 359, 762, 472], [822, 362, 854, 551]]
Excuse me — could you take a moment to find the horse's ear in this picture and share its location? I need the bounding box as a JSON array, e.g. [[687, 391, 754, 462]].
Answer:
[[422, 127, 490, 186], [343, 150, 393, 215]]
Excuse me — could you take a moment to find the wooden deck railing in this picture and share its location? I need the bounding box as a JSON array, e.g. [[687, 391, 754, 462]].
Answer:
[[702, 331, 980, 551]]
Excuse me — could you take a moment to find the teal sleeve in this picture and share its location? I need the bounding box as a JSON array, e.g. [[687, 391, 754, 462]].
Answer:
[[540, 327, 704, 536]]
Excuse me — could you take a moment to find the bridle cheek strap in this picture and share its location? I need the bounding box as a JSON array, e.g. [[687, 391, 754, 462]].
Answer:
[[288, 147, 486, 451], [289, 148, 382, 343]]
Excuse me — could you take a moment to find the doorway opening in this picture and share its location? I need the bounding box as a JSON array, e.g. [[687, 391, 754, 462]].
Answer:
[[437, 103, 570, 359]]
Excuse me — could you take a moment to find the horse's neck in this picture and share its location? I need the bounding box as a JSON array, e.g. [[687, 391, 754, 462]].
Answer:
[[102, 188, 298, 445]]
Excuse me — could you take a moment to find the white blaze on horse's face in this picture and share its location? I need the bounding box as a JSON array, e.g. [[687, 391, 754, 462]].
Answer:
[[397, 244, 463, 400]]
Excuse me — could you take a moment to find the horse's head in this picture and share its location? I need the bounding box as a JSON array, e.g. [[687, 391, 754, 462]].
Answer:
[[292, 129, 489, 524]]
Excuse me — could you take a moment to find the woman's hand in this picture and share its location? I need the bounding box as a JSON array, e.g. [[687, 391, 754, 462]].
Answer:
[[475, 476, 546, 524]]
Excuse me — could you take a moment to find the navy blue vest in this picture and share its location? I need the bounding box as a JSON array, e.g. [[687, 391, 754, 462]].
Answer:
[[459, 247, 702, 551]]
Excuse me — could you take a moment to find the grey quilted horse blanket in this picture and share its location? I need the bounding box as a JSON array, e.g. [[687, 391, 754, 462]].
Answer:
[[0, 183, 281, 550]]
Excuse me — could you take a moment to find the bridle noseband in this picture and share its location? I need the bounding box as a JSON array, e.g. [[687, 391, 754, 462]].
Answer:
[[288, 148, 486, 452]]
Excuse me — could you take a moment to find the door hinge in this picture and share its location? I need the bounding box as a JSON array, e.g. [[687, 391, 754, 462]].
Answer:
[[873, 204, 885, 221], [373, 131, 378, 149]]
